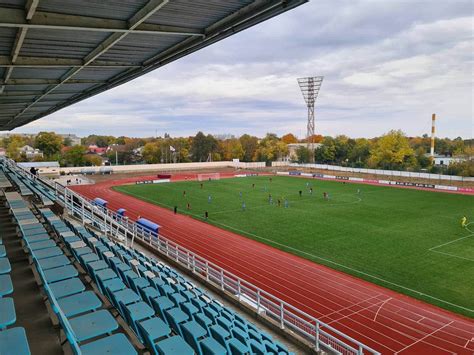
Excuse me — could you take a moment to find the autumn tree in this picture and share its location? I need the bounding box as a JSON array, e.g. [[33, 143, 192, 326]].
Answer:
[[368, 130, 416, 170], [6, 135, 26, 161], [296, 146, 311, 163], [34, 131, 63, 157], [61, 145, 86, 166], [142, 142, 161, 164], [190, 132, 218, 162], [219, 138, 244, 161], [281, 133, 298, 144], [239, 134, 259, 162]]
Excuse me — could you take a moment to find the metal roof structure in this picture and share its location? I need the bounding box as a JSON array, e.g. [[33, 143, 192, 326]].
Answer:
[[0, 0, 307, 130]]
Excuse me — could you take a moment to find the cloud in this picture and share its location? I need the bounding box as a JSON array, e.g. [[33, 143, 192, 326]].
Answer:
[[9, 0, 473, 139]]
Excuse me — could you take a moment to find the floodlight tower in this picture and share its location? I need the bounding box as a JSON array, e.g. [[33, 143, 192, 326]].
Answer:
[[297, 76, 323, 163]]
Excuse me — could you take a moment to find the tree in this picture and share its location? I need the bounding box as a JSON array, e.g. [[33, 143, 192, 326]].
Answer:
[[219, 139, 244, 161], [254, 133, 287, 162], [84, 154, 103, 166], [368, 130, 416, 170], [315, 137, 336, 163], [305, 134, 324, 144], [190, 132, 218, 162], [296, 146, 311, 163], [349, 138, 371, 167], [6, 135, 26, 161], [142, 142, 161, 164], [281, 133, 298, 144], [63, 137, 73, 147], [62, 146, 86, 166], [239, 134, 259, 162], [35, 132, 63, 157]]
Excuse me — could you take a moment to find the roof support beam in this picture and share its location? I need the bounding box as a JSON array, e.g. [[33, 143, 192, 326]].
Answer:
[[0, 7, 204, 37], [1, 79, 104, 85], [0, 56, 142, 68], [8, 0, 171, 124], [0, 0, 39, 94]]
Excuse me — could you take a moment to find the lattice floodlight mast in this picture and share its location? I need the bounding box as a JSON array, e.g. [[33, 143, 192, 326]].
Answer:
[[297, 76, 323, 163]]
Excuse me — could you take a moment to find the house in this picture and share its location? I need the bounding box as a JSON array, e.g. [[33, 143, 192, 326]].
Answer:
[[87, 145, 107, 155], [19, 145, 43, 159], [285, 143, 322, 161], [431, 154, 464, 167]]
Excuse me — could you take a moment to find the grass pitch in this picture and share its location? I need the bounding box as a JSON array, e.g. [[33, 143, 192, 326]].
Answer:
[[114, 175, 474, 317]]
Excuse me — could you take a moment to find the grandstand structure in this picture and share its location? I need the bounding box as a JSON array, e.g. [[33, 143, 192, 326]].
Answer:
[[0, 0, 307, 130]]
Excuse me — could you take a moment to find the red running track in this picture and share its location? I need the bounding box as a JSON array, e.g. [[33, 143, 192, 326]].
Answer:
[[72, 173, 474, 355]]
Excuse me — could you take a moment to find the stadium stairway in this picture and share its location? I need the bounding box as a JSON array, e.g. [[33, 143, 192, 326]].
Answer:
[[1, 164, 298, 354]]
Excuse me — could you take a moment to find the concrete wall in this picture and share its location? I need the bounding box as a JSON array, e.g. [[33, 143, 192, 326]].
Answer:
[[57, 161, 266, 175]]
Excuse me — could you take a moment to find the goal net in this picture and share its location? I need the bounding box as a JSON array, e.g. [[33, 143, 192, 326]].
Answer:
[[197, 173, 221, 181]]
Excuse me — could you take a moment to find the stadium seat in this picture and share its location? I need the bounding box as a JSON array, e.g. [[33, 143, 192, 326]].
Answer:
[[155, 335, 194, 355], [0, 298, 16, 330], [0, 327, 31, 355]]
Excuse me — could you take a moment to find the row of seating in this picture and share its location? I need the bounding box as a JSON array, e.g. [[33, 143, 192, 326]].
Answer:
[[0, 191, 34, 355], [52, 214, 291, 355], [3, 165, 54, 205], [0, 169, 12, 189], [16, 199, 139, 354]]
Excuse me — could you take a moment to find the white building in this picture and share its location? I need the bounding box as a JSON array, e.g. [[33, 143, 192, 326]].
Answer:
[[19, 145, 43, 159], [285, 143, 322, 161], [432, 154, 464, 167]]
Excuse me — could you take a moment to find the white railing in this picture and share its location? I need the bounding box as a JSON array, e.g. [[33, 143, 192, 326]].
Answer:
[[1, 157, 379, 355], [272, 162, 474, 182]]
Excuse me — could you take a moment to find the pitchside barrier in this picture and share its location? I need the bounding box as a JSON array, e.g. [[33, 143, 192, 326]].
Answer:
[[1, 157, 379, 355], [272, 162, 474, 183], [277, 171, 474, 193]]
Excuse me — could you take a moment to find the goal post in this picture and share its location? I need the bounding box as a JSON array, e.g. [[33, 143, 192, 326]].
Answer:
[[197, 173, 221, 181]]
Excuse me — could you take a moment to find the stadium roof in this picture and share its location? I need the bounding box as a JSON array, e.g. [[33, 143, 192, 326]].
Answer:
[[0, 0, 307, 131]]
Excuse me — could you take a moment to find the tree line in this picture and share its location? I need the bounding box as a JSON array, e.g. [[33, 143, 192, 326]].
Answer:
[[0, 130, 472, 176]]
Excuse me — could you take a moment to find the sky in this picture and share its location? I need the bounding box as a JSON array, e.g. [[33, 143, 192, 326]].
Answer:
[[8, 0, 474, 139]]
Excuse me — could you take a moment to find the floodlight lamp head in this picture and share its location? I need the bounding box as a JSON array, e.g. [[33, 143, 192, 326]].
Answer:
[[297, 76, 323, 107]]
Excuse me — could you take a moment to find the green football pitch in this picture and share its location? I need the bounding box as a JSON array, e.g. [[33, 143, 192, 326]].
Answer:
[[114, 175, 474, 317]]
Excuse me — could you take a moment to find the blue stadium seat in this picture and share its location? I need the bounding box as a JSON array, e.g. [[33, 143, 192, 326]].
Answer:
[[0, 298, 16, 330], [0, 257, 12, 274], [0, 327, 31, 355], [0, 274, 13, 296], [155, 335, 194, 355]]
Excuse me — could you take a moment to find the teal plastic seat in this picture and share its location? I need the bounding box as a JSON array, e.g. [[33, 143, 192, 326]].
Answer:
[[79, 333, 137, 355], [37, 255, 71, 270], [28, 239, 56, 251], [0, 274, 13, 296], [0, 258, 12, 275], [155, 335, 194, 355], [0, 327, 31, 355], [58, 291, 102, 317], [0, 298, 16, 330], [32, 246, 63, 260], [69, 310, 118, 342], [23, 234, 50, 244], [44, 265, 78, 283], [49, 278, 85, 299], [200, 337, 227, 355], [137, 317, 171, 352]]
